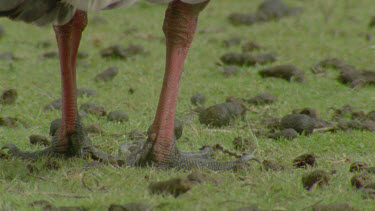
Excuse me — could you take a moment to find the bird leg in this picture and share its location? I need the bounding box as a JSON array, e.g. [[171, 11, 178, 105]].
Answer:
[[135, 0, 258, 170], [3, 10, 113, 161], [51, 10, 87, 157], [3, 3, 258, 169]]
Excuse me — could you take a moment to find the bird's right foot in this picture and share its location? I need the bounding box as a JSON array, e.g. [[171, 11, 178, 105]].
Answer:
[[2, 120, 115, 162]]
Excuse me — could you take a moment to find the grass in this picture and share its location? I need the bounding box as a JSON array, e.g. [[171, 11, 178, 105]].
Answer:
[[1, 0, 375, 210]]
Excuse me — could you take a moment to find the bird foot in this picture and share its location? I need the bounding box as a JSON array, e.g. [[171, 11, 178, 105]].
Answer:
[[121, 139, 260, 171], [117, 140, 217, 167], [2, 124, 259, 171], [239, 153, 260, 164], [2, 121, 115, 162], [2, 143, 54, 160]]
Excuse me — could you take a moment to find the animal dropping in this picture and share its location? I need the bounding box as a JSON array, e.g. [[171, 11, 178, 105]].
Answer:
[[1, 88, 17, 105], [199, 102, 245, 127], [94, 66, 119, 82], [107, 110, 129, 122], [259, 64, 305, 82], [302, 170, 329, 190]]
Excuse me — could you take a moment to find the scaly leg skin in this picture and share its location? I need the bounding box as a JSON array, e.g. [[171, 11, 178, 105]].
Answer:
[[118, 141, 215, 163], [2, 11, 113, 162], [134, 0, 258, 170]]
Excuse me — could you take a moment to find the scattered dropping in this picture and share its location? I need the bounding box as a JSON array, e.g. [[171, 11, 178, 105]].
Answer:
[[260, 116, 280, 130], [1, 89, 17, 105], [242, 40, 262, 52], [80, 102, 106, 116], [77, 51, 89, 59], [94, 66, 119, 82], [199, 102, 244, 127], [312, 57, 347, 74], [233, 136, 257, 152], [246, 92, 277, 105], [173, 118, 183, 140], [86, 124, 104, 134], [77, 88, 97, 97], [0, 150, 9, 159], [228, 0, 302, 26], [100, 44, 147, 59], [41, 51, 58, 59], [269, 128, 298, 140], [302, 170, 329, 190], [280, 114, 315, 135], [338, 119, 375, 132], [262, 159, 285, 171], [44, 99, 62, 111], [220, 52, 276, 66], [49, 118, 61, 137], [222, 65, 239, 77], [369, 15, 375, 28], [292, 107, 318, 119], [29, 135, 50, 146], [259, 64, 305, 82], [338, 68, 375, 88], [128, 87, 135, 94], [36, 40, 52, 48], [351, 173, 373, 189], [349, 161, 369, 173], [225, 96, 245, 105], [293, 153, 316, 168], [107, 110, 129, 122], [0, 116, 25, 128], [351, 111, 366, 120], [149, 171, 216, 197], [333, 104, 353, 118], [190, 93, 206, 105]]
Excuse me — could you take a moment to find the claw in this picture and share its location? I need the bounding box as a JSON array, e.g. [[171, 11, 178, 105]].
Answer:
[[1, 143, 21, 156], [1, 143, 51, 160], [240, 153, 260, 164], [181, 146, 214, 159]]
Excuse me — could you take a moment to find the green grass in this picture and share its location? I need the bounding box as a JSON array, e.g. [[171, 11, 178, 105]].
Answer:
[[1, 0, 375, 210]]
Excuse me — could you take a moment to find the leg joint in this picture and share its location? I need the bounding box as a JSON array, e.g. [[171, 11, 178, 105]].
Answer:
[[162, 0, 209, 47], [53, 10, 87, 34]]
